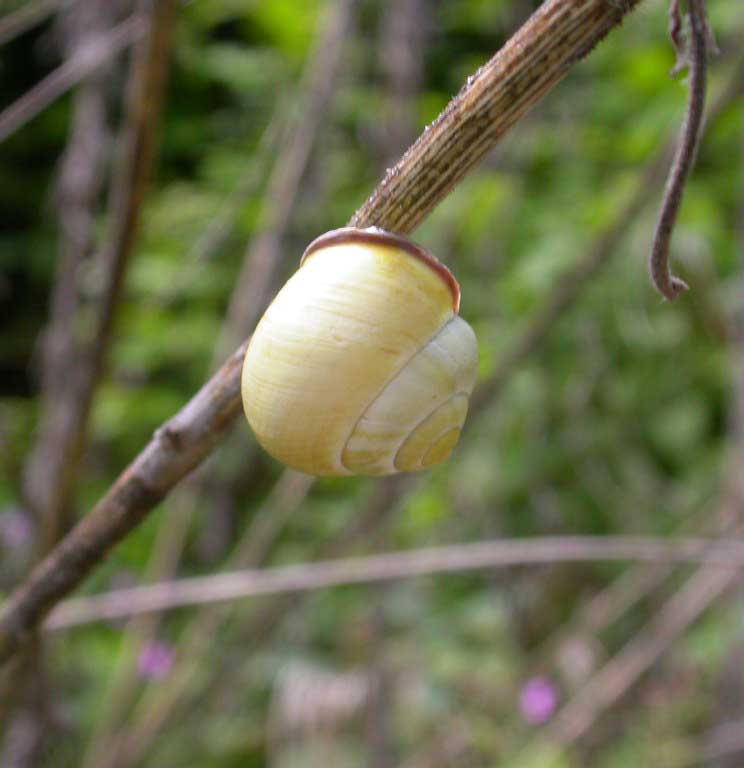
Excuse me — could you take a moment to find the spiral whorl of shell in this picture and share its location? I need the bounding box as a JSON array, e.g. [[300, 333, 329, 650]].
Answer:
[[241, 228, 478, 476]]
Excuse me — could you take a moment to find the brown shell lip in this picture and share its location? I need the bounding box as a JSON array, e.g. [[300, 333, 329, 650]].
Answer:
[[301, 227, 461, 313]]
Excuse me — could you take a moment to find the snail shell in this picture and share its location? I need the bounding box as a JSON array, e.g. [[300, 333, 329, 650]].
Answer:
[[241, 227, 478, 476]]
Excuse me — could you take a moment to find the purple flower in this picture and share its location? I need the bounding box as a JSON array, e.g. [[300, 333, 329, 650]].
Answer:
[[519, 676, 558, 725], [137, 641, 175, 681], [0, 509, 32, 550]]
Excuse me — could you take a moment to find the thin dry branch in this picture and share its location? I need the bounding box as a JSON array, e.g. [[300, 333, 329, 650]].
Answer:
[[90, 0, 177, 372], [0, 13, 145, 145], [668, 719, 744, 768], [24, 0, 112, 553], [0, 0, 61, 47], [1, 340, 248, 657], [0, 0, 643, 667], [349, 0, 641, 232], [0, 0, 178, 667], [24, 0, 177, 550], [44, 535, 744, 630], [2, 3, 177, 754], [649, 0, 712, 300]]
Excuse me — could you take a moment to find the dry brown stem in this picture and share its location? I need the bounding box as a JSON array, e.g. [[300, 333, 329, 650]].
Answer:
[[45, 534, 744, 629], [649, 0, 712, 300], [0, 0, 61, 47], [0, 13, 145, 145], [350, 0, 641, 232], [24, 0, 113, 554]]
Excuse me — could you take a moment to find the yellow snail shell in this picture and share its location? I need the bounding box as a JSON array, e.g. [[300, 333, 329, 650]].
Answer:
[[241, 227, 478, 476]]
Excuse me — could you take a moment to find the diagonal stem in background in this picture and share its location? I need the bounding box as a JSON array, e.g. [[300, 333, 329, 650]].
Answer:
[[0, 13, 146, 145], [0, 0, 644, 668], [0, 0, 62, 48], [98, 471, 317, 768], [24, 0, 113, 556], [22, 0, 178, 556]]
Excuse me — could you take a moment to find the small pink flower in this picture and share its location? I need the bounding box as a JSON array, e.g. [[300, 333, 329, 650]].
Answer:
[[519, 676, 558, 725], [137, 641, 175, 680]]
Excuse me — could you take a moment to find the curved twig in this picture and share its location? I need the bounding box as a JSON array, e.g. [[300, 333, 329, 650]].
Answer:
[[649, 0, 711, 300]]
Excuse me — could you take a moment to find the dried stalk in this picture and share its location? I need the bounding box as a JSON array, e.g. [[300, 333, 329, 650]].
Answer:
[[0, 0, 62, 47], [90, 0, 177, 367], [0, 13, 146, 145], [350, 0, 642, 232], [0, 0, 643, 667], [24, 0, 112, 553], [24, 0, 177, 551], [649, 0, 712, 300], [2, 1, 178, 757], [44, 535, 744, 629]]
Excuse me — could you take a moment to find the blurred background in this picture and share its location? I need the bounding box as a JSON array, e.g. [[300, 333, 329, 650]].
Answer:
[[1, 0, 743, 765]]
